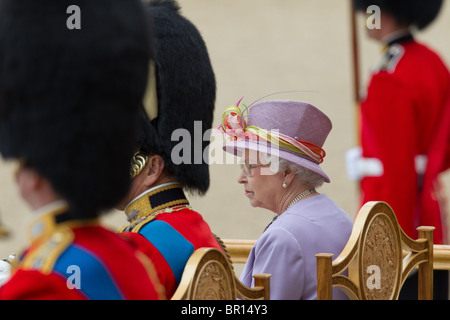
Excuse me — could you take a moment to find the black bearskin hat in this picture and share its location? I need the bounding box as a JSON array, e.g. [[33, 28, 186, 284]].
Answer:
[[0, 0, 151, 219], [136, 0, 216, 196], [353, 0, 443, 30]]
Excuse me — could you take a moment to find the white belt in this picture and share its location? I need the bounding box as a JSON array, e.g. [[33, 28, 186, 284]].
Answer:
[[346, 147, 427, 181]]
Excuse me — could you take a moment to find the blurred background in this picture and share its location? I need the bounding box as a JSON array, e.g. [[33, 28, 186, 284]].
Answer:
[[1, 0, 449, 267]]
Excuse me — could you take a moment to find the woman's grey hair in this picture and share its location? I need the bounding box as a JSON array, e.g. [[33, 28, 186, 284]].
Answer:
[[262, 154, 325, 188]]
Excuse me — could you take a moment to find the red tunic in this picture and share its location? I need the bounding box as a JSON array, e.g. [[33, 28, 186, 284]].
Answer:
[[0, 204, 164, 300], [360, 35, 450, 244], [119, 184, 222, 298]]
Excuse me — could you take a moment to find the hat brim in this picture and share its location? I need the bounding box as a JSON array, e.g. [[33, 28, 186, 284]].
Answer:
[[223, 140, 330, 183]]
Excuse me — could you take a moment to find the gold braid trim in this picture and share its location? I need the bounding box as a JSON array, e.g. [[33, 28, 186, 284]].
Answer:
[[213, 233, 234, 272]]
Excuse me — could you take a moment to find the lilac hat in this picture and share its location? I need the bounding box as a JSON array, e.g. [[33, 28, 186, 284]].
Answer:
[[220, 99, 332, 183]]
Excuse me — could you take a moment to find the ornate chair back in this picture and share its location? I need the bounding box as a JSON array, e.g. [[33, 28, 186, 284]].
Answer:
[[316, 201, 434, 300], [172, 247, 271, 300]]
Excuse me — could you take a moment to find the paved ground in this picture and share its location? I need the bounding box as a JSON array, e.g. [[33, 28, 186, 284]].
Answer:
[[1, 0, 450, 266]]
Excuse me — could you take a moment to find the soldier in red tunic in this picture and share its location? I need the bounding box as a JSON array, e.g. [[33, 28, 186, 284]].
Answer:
[[117, 0, 222, 299], [0, 0, 163, 299], [351, 0, 450, 299]]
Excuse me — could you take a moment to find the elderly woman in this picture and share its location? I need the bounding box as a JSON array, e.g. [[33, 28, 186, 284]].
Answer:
[[219, 99, 353, 300]]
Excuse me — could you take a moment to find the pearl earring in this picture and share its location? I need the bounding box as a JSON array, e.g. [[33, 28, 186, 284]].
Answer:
[[282, 181, 287, 189]]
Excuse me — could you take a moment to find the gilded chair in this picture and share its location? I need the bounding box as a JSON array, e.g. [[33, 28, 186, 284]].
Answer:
[[172, 247, 271, 300], [316, 201, 434, 300]]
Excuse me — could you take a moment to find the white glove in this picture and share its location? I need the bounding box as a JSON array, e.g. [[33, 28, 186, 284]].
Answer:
[[346, 147, 363, 181], [0, 253, 15, 287], [346, 146, 383, 181], [0, 260, 11, 287]]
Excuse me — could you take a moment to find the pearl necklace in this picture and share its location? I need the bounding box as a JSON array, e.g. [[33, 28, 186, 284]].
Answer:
[[287, 189, 317, 209], [263, 189, 317, 233]]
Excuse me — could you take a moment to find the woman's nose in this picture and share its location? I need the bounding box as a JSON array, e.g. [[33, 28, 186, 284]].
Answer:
[[237, 167, 247, 184]]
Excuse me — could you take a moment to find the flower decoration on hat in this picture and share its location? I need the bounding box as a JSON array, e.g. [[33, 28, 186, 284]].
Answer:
[[218, 97, 326, 164], [218, 97, 254, 141]]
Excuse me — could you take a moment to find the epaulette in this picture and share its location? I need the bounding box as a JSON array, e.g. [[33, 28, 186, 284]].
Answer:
[[119, 215, 156, 234], [20, 226, 74, 275], [374, 44, 405, 73]]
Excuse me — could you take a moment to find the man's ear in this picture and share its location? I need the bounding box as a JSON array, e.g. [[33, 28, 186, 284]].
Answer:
[[142, 155, 166, 188], [16, 165, 42, 193]]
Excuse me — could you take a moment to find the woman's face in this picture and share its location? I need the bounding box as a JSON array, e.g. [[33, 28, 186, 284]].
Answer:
[[237, 150, 284, 212]]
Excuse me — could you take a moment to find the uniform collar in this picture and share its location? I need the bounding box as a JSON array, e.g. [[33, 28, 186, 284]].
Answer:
[[381, 31, 414, 52], [124, 182, 189, 223]]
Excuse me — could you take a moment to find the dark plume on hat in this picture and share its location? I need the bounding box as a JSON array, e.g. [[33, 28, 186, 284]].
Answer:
[[0, 0, 152, 218], [138, 0, 216, 195]]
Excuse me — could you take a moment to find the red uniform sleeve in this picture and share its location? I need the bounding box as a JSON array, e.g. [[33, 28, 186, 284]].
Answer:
[[120, 231, 176, 298], [0, 269, 87, 300]]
